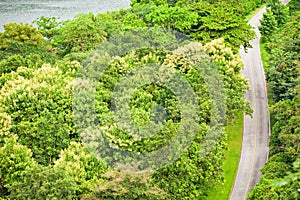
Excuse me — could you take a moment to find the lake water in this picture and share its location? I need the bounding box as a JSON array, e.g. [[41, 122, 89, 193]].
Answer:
[[0, 0, 131, 31]]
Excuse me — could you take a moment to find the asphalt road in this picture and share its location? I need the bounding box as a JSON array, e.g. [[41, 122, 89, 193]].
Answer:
[[229, 7, 270, 199], [230, 1, 290, 199]]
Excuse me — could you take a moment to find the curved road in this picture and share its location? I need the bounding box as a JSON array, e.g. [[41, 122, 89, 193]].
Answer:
[[230, 1, 290, 199]]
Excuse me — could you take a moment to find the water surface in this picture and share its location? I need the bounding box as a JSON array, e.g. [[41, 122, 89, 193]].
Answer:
[[0, 0, 131, 31]]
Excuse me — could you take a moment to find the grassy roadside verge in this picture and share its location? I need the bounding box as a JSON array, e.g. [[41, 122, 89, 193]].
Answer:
[[205, 113, 243, 200], [260, 42, 270, 70], [260, 41, 274, 106]]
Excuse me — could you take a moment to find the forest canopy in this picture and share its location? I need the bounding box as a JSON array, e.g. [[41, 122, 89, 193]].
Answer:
[[0, 0, 272, 199]]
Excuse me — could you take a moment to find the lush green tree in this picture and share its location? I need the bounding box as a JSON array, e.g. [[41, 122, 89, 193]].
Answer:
[[248, 158, 300, 199], [266, 50, 299, 102], [260, 0, 290, 42], [0, 23, 43, 52], [288, 0, 300, 14], [34, 16, 62, 40], [0, 139, 108, 198], [187, 1, 255, 50], [122, 13, 147, 31], [242, 0, 266, 15], [266, 0, 289, 26], [203, 38, 251, 121], [152, 125, 227, 199], [96, 10, 130, 37], [270, 94, 300, 160], [54, 142, 108, 195], [265, 13, 299, 102], [0, 63, 80, 165], [145, 5, 198, 32], [259, 9, 278, 42], [272, 158, 300, 199], [33, 16, 65, 53], [8, 163, 77, 200], [0, 112, 12, 144], [61, 13, 107, 53], [0, 136, 36, 197], [0, 21, 60, 70], [0, 53, 49, 75]]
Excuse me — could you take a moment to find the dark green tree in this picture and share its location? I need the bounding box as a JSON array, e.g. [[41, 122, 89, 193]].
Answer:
[[259, 9, 278, 42], [266, 0, 289, 26], [187, 1, 255, 50], [145, 5, 198, 32], [61, 13, 107, 53]]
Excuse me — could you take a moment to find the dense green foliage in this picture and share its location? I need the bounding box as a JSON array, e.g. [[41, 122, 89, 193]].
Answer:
[[0, 63, 80, 165], [131, 0, 258, 51], [83, 171, 166, 199], [0, 23, 43, 52], [62, 14, 107, 53], [248, 1, 300, 199], [0, 0, 265, 199], [259, 0, 289, 42]]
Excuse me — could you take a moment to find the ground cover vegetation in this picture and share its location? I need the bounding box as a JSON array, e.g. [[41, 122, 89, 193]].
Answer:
[[0, 0, 266, 199]]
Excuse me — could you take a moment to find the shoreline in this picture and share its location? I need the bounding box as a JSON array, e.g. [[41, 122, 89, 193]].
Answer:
[[0, 0, 131, 31]]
